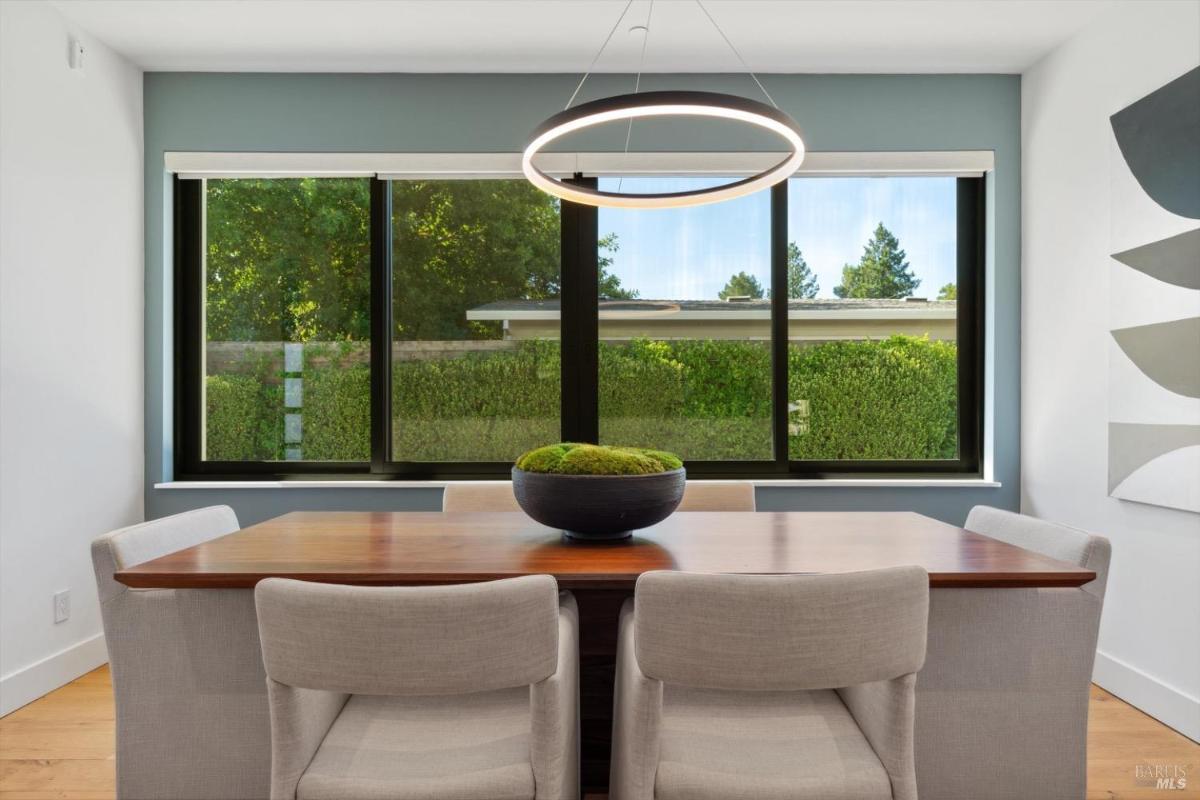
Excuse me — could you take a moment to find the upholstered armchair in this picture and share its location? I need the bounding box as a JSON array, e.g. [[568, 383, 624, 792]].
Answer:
[[610, 567, 929, 800], [255, 575, 579, 800]]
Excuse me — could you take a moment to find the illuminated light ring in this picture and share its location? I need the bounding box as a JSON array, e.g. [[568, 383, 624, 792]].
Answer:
[[522, 90, 805, 209]]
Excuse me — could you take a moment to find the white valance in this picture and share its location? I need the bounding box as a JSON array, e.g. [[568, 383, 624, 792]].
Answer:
[[166, 150, 994, 180]]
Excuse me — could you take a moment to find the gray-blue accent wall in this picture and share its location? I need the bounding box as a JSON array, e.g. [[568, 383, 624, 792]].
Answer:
[[144, 72, 1020, 526]]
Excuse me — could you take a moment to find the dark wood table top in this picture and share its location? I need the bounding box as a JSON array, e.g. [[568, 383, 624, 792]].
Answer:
[[115, 511, 1096, 590]]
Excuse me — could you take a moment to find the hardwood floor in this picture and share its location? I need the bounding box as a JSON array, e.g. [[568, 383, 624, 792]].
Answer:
[[1, 668, 114, 800], [1, 666, 1196, 799]]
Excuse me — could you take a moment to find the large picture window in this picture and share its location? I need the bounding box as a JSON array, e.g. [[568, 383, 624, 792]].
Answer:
[[786, 176, 965, 464], [176, 162, 982, 479], [190, 178, 371, 465], [390, 180, 561, 462], [595, 177, 773, 461]]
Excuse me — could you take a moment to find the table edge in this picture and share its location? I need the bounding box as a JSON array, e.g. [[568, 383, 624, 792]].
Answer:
[[114, 569, 1097, 590]]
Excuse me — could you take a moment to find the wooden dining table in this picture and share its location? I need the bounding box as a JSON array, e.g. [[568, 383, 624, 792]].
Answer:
[[116, 509, 1096, 792]]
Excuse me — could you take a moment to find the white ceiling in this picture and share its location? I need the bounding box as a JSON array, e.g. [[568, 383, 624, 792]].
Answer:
[[51, 0, 1113, 74]]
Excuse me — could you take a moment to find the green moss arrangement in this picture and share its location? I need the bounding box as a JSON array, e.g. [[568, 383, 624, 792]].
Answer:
[[515, 443, 683, 476]]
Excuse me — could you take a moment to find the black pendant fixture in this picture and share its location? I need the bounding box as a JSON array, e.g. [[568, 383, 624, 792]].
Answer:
[[522, 0, 806, 209]]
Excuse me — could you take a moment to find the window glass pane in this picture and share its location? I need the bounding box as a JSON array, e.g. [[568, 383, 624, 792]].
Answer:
[[391, 180, 561, 461], [202, 178, 371, 462], [596, 177, 773, 461], [786, 176, 958, 461]]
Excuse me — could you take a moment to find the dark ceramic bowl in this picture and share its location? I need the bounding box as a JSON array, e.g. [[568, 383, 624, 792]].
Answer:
[[511, 466, 686, 540]]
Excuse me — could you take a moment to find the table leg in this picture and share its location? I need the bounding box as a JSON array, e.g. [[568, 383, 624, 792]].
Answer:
[[574, 588, 632, 793]]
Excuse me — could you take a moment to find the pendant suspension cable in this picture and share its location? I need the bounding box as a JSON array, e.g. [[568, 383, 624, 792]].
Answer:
[[527, 1, 805, 209], [694, 0, 778, 109], [564, 0, 637, 110], [623, 0, 655, 152], [617, 0, 655, 194]]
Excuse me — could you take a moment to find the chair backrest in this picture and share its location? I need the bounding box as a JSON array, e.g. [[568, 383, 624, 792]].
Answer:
[[676, 481, 756, 511], [91, 505, 240, 602], [256, 575, 560, 695], [634, 567, 928, 691], [966, 505, 1111, 600], [442, 482, 522, 512]]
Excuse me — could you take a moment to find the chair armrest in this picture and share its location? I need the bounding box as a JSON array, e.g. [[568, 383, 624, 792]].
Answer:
[[610, 598, 663, 800], [266, 679, 348, 800], [531, 591, 580, 800], [838, 674, 919, 800]]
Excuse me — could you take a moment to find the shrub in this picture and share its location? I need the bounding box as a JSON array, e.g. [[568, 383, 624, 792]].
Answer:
[[789, 336, 957, 460], [203, 335, 957, 464], [303, 366, 370, 461], [603, 338, 773, 460], [205, 374, 282, 461], [392, 339, 560, 461], [599, 338, 685, 418]]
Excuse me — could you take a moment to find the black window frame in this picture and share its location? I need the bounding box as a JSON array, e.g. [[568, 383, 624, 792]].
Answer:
[[174, 173, 984, 481]]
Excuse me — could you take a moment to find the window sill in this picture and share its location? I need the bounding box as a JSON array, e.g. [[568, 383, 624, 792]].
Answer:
[[154, 478, 1001, 490]]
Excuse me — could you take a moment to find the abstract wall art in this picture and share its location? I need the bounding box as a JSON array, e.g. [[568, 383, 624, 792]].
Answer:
[[1108, 65, 1200, 513]]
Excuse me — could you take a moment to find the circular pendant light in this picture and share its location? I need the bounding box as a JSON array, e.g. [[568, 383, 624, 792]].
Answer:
[[522, 0, 803, 210], [522, 90, 805, 209]]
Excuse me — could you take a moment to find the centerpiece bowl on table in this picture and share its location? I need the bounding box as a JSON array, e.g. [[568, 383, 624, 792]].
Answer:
[[511, 443, 685, 540]]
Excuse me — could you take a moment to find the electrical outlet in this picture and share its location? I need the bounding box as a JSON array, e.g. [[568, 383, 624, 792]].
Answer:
[[54, 590, 70, 624]]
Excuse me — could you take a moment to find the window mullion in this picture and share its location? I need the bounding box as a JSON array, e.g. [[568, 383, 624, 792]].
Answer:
[[175, 177, 204, 477], [771, 181, 789, 470], [560, 174, 600, 444], [369, 177, 394, 472], [955, 176, 985, 474]]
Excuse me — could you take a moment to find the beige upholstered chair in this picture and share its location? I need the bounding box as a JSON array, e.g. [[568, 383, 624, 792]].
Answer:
[[443, 482, 522, 512], [91, 505, 270, 800], [965, 506, 1110, 600], [676, 481, 756, 511], [914, 505, 1112, 800], [611, 567, 929, 800], [255, 575, 579, 800]]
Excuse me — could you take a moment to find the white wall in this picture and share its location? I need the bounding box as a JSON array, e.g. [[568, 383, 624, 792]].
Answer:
[[1022, 0, 1200, 740], [0, 1, 143, 715]]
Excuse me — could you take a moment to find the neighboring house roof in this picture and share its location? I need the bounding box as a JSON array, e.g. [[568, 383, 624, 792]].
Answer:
[[467, 298, 956, 321]]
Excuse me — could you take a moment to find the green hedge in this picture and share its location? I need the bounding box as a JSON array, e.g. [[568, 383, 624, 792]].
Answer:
[[303, 366, 370, 461], [205, 374, 282, 461], [789, 336, 957, 460], [392, 339, 560, 461], [204, 335, 957, 463]]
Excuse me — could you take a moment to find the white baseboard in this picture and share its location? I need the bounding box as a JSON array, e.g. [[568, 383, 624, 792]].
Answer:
[[1094, 650, 1200, 743], [0, 633, 108, 717]]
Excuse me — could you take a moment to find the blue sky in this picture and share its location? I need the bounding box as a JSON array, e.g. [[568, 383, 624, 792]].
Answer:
[[597, 176, 957, 300]]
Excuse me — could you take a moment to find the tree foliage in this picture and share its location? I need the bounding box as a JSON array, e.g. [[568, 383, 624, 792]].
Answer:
[[833, 223, 920, 299], [598, 233, 637, 300], [937, 282, 957, 301], [205, 178, 372, 342], [391, 180, 560, 340], [718, 271, 766, 300], [205, 178, 634, 343], [786, 242, 819, 299]]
